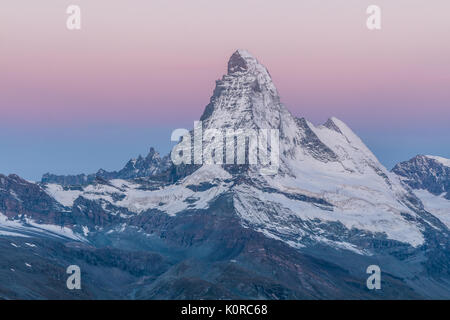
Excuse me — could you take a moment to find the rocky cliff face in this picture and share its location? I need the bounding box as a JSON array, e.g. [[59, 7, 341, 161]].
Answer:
[[392, 155, 450, 229], [393, 155, 450, 200], [0, 174, 66, 224]]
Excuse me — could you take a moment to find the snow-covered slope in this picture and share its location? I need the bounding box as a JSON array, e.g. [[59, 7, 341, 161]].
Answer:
[[44, 165, 232, 216], [412, 190, 450, 228], [425, 155, 450, 168], [0, 212, 83, 241]]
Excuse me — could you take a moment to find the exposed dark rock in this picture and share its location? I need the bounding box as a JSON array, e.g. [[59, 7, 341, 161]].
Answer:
[[392, 155, 449, 199]]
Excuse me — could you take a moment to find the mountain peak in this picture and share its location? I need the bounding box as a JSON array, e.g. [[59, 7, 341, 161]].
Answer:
[[146, 147, 159, 160], [392, 154, 450, 199], [226, 49, 273, 81], [227, 49, 258, 74], [200, 50, 281, 126]]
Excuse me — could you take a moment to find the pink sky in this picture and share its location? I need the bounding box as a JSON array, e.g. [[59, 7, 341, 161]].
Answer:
[[1, 0, 449, 128]]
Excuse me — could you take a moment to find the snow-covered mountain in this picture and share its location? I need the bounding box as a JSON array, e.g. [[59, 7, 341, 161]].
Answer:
[[393, 155, 450, 199], [38, 49, 444, 251], [392, 155, 450, 227], [189, 49, 443, 251], [1, 50, 449, 299]]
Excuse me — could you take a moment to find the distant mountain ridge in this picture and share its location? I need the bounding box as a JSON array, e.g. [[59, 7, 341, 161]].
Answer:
[[41, 147, 171, 186], [392, 155, 450, 200]]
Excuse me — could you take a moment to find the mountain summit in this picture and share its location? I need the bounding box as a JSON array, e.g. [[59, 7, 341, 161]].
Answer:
[[200, 50, 282, 129], [227, 49, 275, 85], [228, 50, 259, 73], [393, 155, 450, 199]]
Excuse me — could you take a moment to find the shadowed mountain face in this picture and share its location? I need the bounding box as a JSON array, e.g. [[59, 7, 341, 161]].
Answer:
[[393, 155, 450, 200], [1, 50, 450, 299]]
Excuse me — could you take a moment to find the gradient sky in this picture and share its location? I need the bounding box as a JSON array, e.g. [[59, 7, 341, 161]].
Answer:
[[1, 0, 449, 180]]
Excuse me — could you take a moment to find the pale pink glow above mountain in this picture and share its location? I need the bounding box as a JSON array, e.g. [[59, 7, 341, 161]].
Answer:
[[1, 0, 449, 128]]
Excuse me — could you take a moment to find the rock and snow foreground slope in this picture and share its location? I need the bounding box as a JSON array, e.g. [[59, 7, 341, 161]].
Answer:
[[1, 50, 449, 299]]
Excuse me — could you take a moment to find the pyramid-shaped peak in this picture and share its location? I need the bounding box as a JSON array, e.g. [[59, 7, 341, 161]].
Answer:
[[228, 49, 262, 74]]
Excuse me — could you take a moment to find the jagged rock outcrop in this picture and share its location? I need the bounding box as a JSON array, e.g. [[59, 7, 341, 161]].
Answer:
[[42, 147, 171, 186], [393, 155, 450, 199]]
